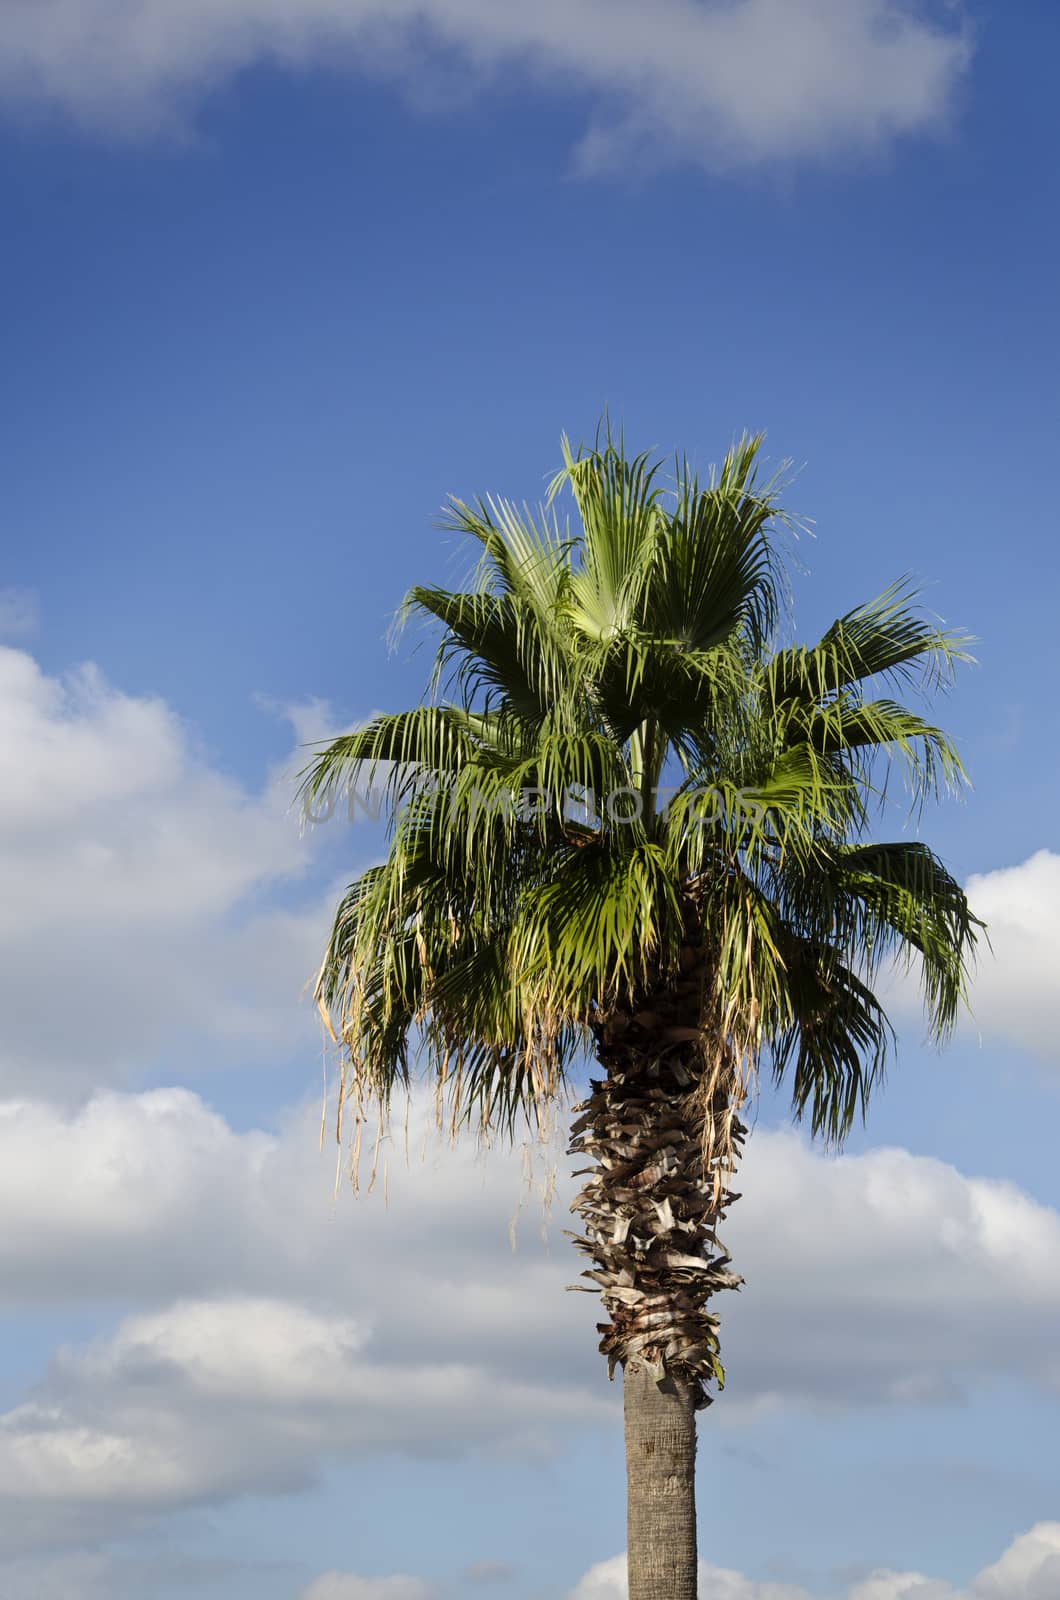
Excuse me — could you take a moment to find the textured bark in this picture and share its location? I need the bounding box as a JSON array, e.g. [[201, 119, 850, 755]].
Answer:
[[567, 965, 745, 1400], [567, 920, 747, 1598], [624, 1362, 699, 1600]]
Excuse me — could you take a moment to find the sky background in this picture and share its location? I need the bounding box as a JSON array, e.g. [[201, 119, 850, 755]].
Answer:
[[1, 2, 1059, 1596]]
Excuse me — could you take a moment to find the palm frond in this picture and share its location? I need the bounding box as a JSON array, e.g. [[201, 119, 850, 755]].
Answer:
[[768, 581, 973, 707], [307, 423, 981, 1153], [771, 940, 895, 1142]]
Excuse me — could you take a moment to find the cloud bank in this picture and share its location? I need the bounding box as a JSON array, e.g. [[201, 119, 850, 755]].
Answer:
[[570, 1522, 1060, 1599], [0, 0, 972, 172], [1, 1088, 1059, 1553]]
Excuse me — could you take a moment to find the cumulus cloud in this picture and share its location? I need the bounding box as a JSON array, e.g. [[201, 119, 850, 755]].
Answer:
[[962, 851, 1060, 1063], [0, 645, 360, 1095], [570, 1524, 1060, 1599], [2, 1086, 1060, 1551], [971, 1523, 1060, 1599], [0, 1089, 586, 1348], [0, 0, 971, 172], [0, 1290, 607, 1549], [0, 1091, 605, 1548], [722, 1131, 1060, 1410], [7, 1092, 1060, 1409]]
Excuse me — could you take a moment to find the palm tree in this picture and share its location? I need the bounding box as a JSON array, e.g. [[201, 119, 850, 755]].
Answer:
[[299, 429, 980, 1600]]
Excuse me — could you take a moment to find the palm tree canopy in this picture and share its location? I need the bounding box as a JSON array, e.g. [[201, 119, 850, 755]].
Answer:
[[300, 430, 981, 1148]]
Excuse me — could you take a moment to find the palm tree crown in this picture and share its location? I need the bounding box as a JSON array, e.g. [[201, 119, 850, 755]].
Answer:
[[301, 430, 979, 1158]]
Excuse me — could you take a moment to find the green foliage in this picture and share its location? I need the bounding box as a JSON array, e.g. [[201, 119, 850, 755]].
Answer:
[[301, 426, 981, 1144]]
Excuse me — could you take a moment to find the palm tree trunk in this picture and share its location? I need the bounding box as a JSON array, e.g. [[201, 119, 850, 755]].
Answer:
[[567, 935, 745, 1600], [624, 1361, 699, 1600]]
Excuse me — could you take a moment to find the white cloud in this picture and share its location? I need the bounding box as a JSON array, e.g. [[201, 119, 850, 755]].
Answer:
[[0, 1091, 605, 1548], [572, 1552, 812, 1598], [971, 1523, 1060, 1599], [0, 645, 357, 1095], [0, 1089, 585, 1343], [0, 1290, 607, 1546], [724, 1130, 1060, 1410], [570, 1524, 1060, 1599], [2, 1087, 1060, 1552], [7, 1092, 1060, 1409], [849, 1577, 956, 1600], [300, 1576, 436, 1600], [962, 851, 1060, 1063], [0, 0, 971, 172], [568, 1556, 629, 1600]]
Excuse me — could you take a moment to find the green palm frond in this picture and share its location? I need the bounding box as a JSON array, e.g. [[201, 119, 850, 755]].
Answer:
[[549, 424, 666, 642], [767, 581, 973, 706], [829, 841, 983, 1034], [648, 436, 790, 658], [297, 706, 484, 822], [512, 842, 682, 1011], [771, 941, 895, 1141], [303, 424, 981, 1150]]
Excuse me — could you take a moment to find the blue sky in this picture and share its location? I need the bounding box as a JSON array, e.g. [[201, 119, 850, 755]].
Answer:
[[1, 3, 1059, 1597]]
